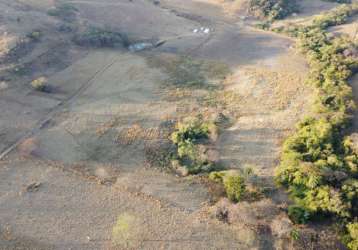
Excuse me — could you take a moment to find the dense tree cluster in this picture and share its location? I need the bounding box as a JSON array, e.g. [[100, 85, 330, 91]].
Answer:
[[249, 0, 299, 20], [266, 4, 358, 249]]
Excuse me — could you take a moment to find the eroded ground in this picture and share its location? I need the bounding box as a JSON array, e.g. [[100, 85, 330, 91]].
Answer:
[[0, 0, 333, 249]]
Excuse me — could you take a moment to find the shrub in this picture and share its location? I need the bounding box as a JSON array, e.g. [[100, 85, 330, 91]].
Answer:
[[224, 175, 246, 202], [30, 77, 48, 92], [288, 205, 311, 224], [209, 170, 247, 202]]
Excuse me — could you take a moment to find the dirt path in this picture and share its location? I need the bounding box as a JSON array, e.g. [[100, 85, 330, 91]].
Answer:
[[0, 0, 313, 249]]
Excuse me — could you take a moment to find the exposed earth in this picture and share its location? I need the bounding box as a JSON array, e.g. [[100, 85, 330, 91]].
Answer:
[[0, 0, 355, 249]]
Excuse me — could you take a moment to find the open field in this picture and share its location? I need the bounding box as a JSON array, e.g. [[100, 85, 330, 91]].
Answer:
[[0, 0, 356, 249]]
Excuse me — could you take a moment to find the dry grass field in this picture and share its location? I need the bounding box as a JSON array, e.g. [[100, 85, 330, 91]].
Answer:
[[0, 0, 356, 249]]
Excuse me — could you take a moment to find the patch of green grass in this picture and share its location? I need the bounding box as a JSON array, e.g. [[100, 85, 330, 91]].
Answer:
[[148, 55, 230, 90], [165, 56, 208, 88]]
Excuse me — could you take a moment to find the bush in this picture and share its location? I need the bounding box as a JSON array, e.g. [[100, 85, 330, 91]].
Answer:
[[30, 77, 48, 92], [288, 205, 311, 224], [224, 175, 246, 202], [209, 171, 246, 202]]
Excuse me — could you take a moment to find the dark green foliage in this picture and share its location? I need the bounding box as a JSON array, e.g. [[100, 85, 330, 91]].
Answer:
[[74, 27, 128, 48], [249, 0, 299, 20], [288, 205, 311, 224]]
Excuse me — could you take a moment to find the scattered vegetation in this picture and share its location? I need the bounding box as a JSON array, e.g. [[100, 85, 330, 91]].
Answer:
[[30, 77, 48, 92], [74, 27, 129, 48], [249, 0, 299, 21], [265, 4, 358, 248]]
